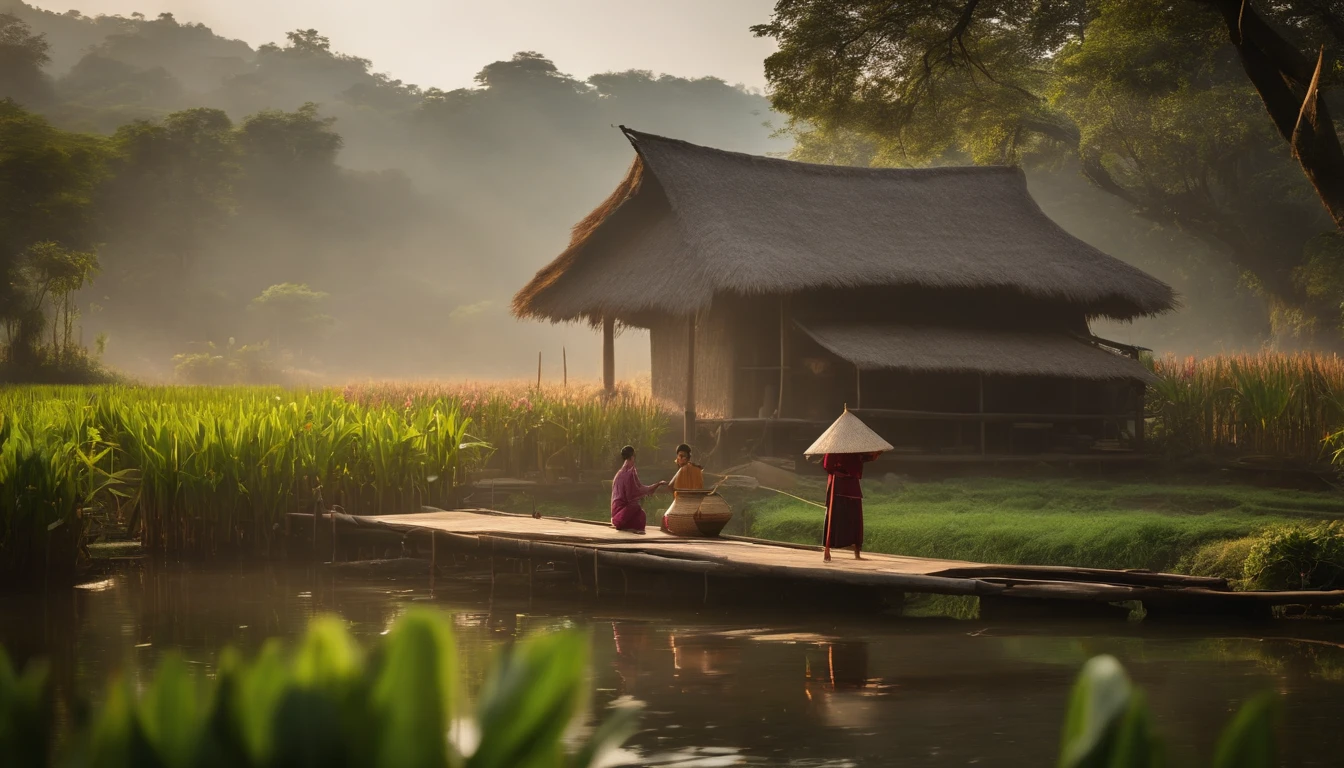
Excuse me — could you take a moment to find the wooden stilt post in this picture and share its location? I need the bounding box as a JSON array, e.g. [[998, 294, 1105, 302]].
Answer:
[[602, 317, 615, 394], [563, 347, 567, 389], [684, 313, 697, 443], [778, 297, 787, 418], [430, 531, 436, 591], [856, 366, 862, 409], [537, 351, 542, 389], [1135, 383, 1146, 450], [978, 375, 986, 455]]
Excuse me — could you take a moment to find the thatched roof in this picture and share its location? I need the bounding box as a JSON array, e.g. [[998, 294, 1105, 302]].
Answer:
[[512, 128, 1177, 325], [797, 322, 1155, 382]]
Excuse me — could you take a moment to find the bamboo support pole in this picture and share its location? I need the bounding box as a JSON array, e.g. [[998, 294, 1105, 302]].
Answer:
[[685, 313, 697, 443], [602, 317, 615, 394], [978, 375, 986, 455], [778, 297, 787, 418]]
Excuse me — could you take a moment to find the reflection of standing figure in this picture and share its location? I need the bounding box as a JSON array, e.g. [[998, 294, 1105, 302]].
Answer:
[[826, 642, 869, 690], [611, 621, 649, 695], [807, 641, 878, 730]]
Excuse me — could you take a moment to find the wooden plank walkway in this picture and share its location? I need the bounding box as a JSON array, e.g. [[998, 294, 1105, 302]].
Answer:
[[329, 508, 1344, 617]]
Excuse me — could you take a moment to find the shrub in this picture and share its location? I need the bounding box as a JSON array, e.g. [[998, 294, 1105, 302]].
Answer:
[[1176, 536, 1258, 587], [0, 609, 639, 768], [1243, 522, 1344, 590]]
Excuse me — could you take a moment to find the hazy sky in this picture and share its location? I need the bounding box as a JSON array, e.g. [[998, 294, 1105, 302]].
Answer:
[[31, 0, 780, 90]]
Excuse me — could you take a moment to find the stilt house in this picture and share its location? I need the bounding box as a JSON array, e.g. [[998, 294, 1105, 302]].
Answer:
[[512, 128, 1177, 461]]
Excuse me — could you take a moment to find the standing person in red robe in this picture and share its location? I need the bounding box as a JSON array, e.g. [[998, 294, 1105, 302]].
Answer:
[[610, 445, 665, 533], [822, 452, 880, 561], [804, 408, 893, 563]]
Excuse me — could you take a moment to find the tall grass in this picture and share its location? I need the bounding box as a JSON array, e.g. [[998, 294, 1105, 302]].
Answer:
[[746, 477, 1344, 573], [1147, 352, 1344, 460], [343, 381, 670, 478], [0, 383, 672, 574]]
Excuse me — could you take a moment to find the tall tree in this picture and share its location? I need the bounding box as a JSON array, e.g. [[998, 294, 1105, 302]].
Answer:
[[99, 107, 237, 277], [0, 13, 54, 106], [0, 100, 105, 360], [752, 0, 1344, 343]]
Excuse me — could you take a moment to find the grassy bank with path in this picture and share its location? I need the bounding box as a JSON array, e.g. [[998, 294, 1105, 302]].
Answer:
[[496, 475, 1344, 585]]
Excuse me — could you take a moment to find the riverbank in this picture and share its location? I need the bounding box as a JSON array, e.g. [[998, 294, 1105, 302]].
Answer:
[[492, 475, 1344, 585]]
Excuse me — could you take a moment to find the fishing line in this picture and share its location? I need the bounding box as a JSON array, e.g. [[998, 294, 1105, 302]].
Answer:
[[705, 473, 826, 509]]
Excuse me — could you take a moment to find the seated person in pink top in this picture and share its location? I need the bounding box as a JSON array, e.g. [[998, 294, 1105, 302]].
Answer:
[[610, 445, 665, 533]]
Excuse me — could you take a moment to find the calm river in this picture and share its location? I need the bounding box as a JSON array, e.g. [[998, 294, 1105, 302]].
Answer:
[[3, 563, 1342, 767]]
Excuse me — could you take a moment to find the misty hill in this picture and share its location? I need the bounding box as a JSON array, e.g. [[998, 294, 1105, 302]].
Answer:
[[0, 2, 1269, 384]]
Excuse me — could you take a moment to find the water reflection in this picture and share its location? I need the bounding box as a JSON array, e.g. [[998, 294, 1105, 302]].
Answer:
[[2, 563, 1343, 767]]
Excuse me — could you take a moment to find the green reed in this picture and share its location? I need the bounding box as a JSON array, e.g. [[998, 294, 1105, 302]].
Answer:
[[0, 387, 485, 567], [1147, 352, 1344, 460], [0, 609, 639, 768], [1, 383, 672, 574], [342, 381, 671, 478]]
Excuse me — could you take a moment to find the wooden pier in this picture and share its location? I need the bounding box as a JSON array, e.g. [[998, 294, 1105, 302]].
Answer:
[[310, 508, 1344, 620]]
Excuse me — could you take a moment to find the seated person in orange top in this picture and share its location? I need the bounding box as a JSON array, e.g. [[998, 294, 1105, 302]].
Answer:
[[660, 443, 704, 532]]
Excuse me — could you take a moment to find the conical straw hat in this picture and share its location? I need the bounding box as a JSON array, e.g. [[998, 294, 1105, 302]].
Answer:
[[803, 409, 894, 456]]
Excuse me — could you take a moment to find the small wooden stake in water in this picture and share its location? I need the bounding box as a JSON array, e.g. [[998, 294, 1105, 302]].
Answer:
[[430, 531, 436, 592]]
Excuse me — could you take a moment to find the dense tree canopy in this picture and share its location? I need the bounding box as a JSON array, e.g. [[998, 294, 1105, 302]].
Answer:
[[753, 0, 1344, 345], [0, 5, 781, 380], [0, 12, 53, 106], [10, 0, 1325, 380]]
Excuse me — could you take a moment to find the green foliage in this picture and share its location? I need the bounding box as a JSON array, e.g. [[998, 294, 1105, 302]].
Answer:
[[1175, 536, 1257, 585], [0, 6, 786, 379], [0, 610, 639, 768], [1243, 522, 1344, 590], [1058, 656, 1161, 768], [0, 98, 106, 355], [0, 383, 669, 571], [746, 476, 1344, 574], [0, 386, 490, 565], [0, 11, 55, 106], [171, 339, 282, 385], [753, 0, 1340, 340], [1058, 655, 1277, 767], [0, 646, 52, 768], [249, 283, 333, 353], [345, 382, 670, 477], [1147, 353, 1344, 459]]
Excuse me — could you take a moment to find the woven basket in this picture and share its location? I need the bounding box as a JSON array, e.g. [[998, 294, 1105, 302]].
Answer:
[[665, 490, 732, 538]]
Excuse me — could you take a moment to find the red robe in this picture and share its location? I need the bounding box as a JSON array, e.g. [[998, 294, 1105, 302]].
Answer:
[[823, 453, 876, 549]]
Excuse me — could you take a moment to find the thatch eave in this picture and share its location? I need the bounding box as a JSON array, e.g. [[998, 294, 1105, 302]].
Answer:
[[511, 127, 1179, 325]]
